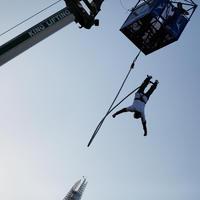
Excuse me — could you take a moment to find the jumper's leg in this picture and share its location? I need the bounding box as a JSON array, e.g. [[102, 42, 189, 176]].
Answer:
[[145, 80, 159, 99], [137, 75, 152, 93]]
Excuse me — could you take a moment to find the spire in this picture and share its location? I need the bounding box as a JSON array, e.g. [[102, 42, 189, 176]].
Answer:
[[63, 178, 88, 200], [77, 177, 88, 199]]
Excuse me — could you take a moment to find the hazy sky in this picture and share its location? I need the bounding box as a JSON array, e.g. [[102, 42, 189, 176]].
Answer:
[[0, 0, 199, 200]]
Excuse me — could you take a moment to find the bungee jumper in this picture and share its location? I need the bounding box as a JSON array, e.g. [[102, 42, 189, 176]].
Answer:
[[64, 0, 104, 29], [87, 72, 157, 147], [112, 75, 159, 136]]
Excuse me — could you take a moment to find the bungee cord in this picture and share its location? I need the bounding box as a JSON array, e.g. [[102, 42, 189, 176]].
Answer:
[[87, 50, 141, 147]]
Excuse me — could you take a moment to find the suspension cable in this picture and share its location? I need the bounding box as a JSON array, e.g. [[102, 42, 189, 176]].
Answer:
[[87, 50, 141, 147], [0, 0, 62, 38]]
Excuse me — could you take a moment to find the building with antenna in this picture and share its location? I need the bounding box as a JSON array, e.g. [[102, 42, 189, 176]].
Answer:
[[63, 178, 88, 200]]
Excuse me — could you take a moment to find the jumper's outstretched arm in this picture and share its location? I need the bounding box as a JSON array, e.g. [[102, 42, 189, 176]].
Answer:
[[142, 120, 147, 136]]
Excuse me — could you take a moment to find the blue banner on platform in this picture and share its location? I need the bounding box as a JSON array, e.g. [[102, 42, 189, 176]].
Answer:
[[151, 0, 168, 16], [166, 15, 188, 39]]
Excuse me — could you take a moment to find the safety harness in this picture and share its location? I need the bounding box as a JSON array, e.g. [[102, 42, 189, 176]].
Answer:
[[134, 93, 147, 104]]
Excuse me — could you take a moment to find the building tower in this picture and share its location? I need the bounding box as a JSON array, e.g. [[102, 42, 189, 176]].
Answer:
[[63, 178, 88, 200]]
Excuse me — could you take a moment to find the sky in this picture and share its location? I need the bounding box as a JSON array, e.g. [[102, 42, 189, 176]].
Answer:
[[0, 0, 199, 200]]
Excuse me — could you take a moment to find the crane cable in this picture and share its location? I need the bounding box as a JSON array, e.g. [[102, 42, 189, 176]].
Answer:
[[87, 50, 141, 147], [0, 0, 62, 38]]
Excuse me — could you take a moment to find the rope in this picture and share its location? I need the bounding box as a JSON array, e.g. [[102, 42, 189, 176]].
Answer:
[[87, 85, 140, 147], [87, 50, 141, 147], [106, 86, 140, 114], [0, 0, 62, 37]]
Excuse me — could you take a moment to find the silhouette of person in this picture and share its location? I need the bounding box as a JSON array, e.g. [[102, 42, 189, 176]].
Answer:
[[112, 75, 159, 136]]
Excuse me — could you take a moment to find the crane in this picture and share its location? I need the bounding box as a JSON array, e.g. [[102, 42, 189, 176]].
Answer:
[[0, 0, 104, 67]]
